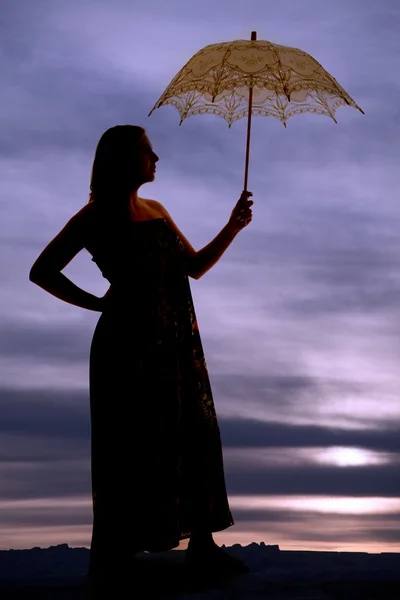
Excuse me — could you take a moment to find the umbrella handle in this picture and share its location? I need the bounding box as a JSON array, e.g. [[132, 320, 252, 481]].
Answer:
[[243, 86, 254, 193], [243, 31, 256, 193]]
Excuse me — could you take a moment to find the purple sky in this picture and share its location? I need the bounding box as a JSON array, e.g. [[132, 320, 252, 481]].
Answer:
[[1, 0, 400, 552]]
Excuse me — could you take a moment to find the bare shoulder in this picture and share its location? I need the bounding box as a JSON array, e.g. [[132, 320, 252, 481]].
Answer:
[[146, 199, 167, 218], [57, 202, 95, 234], [54, 202, 97, 249], [147, 199, 174, 223], [74, 201, 96, 224], [147, 199, 176, 223]]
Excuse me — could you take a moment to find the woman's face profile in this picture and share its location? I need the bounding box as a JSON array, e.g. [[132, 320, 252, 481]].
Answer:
[[134, 134, 159, 183]]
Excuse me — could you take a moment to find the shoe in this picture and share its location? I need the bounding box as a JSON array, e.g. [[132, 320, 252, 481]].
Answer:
[[185, 543, 249, 574]]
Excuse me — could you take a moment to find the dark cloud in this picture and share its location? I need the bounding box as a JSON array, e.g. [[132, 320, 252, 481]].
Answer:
[[2, 385, 399, 455], [0, 433, 89, 463], [213, 372, 399, 433], [219, 416, 400, 453], [0, 64, 153, 160], [233, 507, 400, 529], [0, 459, 90, 500], [0, 388, 89, 439], [218, 201, 400, 321], [4, 506, 400, 544], [2, 0, 395, 187], [1, 443, 399, 501], [1, 385, 399, 502], [225, 463, 400, 497], [0, 321, 92, 362], [4, 507, 91, 528]]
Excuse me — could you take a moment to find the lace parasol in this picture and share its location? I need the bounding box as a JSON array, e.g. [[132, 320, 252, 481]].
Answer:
[[149, 31, 364, 191]]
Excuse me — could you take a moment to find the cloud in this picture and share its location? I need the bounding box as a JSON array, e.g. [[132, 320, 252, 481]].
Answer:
[[0, 388, 89, 439], [2, 385, 399, 453], [1, 384, 399, 503], [0, 459, 90, 501], [231, 511, 400, 545], [224, 463, 400, 497], [0, 321, 92, 362], [219, 417, 400, 453]]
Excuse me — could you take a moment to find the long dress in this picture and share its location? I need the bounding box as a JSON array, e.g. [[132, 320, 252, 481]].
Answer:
[[87, 215, 234, 572]]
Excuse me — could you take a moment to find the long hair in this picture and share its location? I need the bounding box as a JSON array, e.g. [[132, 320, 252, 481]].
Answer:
[[88, 125, 146, 214]]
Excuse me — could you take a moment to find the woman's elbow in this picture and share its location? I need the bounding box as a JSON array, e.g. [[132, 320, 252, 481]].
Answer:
[[187, 265, 200, 280], [189, 271, 200, 280], [29, 267, 40, 282], [29, 265, 50, 284], [186, 254, 200, 280]]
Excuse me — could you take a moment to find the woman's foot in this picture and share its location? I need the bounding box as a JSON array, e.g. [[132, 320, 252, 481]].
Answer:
[[185, 539, 249, 574]]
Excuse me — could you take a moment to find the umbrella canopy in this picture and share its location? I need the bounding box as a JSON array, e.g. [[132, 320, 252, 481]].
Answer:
[[149, 32, 364, 190], [149, 34, 363, 127]]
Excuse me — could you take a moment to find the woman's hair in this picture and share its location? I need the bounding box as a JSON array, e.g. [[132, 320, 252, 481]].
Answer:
[[88, 124, 146, 210]]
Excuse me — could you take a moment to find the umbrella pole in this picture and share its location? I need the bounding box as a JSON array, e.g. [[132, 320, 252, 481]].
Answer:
[[243, 31, 257, 193], [243, 86, 254, 192]]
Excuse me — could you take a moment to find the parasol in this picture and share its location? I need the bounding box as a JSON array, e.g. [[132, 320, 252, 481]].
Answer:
[[148, 31, 364, 192]]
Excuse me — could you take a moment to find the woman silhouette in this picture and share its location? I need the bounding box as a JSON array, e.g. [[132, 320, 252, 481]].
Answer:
[[29, 125, 253, 582]]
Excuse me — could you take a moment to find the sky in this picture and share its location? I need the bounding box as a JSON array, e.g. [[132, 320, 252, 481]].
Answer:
[[1, 0, 400, 553]]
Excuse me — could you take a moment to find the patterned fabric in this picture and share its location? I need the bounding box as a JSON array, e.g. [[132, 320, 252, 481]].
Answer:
[[88, 217, 234, 570]]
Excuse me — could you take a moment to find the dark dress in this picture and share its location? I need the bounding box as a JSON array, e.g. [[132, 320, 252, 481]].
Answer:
[[87, 215, 234, 572]]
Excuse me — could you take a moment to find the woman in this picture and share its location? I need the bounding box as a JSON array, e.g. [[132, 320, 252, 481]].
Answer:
[[29, 125, 254, 580]]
